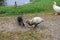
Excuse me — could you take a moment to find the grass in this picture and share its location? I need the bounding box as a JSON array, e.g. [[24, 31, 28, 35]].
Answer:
[[0, 0, 60, 16], [0, 29, 53, 40]]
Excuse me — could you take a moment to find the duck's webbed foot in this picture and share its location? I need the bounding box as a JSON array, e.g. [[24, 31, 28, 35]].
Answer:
[[34, 24, 38, 28], [55, 12, 58, 15], [22, 23, 25, 26], [58, 13, 60, 15], [55, 12, 60, 15]]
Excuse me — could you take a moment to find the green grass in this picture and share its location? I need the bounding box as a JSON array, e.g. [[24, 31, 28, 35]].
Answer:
[[0, 29, 53, 40], [0, 0, 60, 16]]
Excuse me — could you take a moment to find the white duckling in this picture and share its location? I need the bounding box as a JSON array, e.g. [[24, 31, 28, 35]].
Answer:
[[26, 17, 44, 28], [52, 1, 60, 15]]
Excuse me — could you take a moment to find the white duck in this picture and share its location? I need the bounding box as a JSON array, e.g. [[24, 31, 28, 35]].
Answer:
[[52, 1, 60, 15], [26, 17, 44, 28]]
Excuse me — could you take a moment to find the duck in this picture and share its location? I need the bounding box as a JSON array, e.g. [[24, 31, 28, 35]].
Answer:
[[52, 1, 60, 15], [17, 14, 25, 26], [26, 17, 44, 28]]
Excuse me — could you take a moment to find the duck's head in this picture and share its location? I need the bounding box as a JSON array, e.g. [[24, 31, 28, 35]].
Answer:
[[26, 20, 30, 24], [52, 1, 56, 5], [26, 20, 32, 26]]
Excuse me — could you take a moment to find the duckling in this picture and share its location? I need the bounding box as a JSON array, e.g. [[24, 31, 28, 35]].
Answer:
[[17, 14, 25, 26]]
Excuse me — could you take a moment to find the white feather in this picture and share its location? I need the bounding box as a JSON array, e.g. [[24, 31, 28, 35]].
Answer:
[[29, 17, 44, 24]]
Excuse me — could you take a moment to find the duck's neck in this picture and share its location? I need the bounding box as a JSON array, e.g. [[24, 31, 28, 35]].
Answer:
[[53, 4, 56, 7]]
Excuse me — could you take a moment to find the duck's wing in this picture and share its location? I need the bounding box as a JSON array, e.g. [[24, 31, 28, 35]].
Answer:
[[56, 6, 60, 10], [54, 5, 60, 12], [57, 6, 60, 8]]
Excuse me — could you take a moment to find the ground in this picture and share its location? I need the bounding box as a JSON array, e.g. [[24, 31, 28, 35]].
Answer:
[[0, 12, 60, 40]]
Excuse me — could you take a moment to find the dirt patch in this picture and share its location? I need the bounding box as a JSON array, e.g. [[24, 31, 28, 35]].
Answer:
[[0, 13, 60, 40]]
